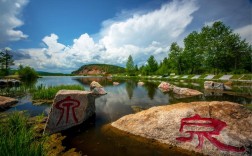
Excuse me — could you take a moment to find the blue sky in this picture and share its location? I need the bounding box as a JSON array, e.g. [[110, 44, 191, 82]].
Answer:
[[0, 0, 251, 73]]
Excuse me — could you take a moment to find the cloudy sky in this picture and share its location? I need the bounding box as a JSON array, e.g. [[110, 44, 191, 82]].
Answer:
[[0, 0, 251, 73]]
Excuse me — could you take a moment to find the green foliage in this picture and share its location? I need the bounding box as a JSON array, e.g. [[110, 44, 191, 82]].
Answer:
[[168, 42, 184, 74], [32, 85, 84, 100], [18, 65, 39, 81], [126, 55, 135, 76], [72, 64, 125, 75], [0, 112, 45, 156], [0, 48, 14, 76], [160, 21, 252, 75]]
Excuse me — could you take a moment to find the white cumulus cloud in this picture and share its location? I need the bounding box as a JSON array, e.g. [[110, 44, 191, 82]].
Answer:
[[17, 0, 198, 73], [0, 0, 28, 42], [234, 24, 252, 44]]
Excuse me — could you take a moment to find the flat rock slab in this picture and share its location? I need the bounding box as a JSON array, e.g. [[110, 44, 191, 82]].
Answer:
[[191, 75, 201, 79], [112, 101, 252, 156], [0, 96, 18, 108], [44, 90, 95, 134], [204, 75, 215, 79], [219, 75, 233, 80], [172, 76, 179, 79], [182, 75, 188, 78]]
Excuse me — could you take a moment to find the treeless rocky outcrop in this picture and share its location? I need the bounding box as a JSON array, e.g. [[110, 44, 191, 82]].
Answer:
[[112, 101, 252, 156]]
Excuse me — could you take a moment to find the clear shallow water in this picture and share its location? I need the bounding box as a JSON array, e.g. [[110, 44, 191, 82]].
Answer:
[[2, 76, 252, 155]]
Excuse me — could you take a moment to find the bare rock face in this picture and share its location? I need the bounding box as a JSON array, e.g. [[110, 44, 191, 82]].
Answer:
[[173, 86, 203, 96], [158, 82, 173, 92], [0, 96, 18, 108], [90, 81, 107, 95], [44, 90, 95, 134], [112, 101, 252, 156]]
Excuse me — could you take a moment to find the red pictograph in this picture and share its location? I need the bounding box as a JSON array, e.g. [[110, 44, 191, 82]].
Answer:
[[55, 96, 80, 126], [176, 114, 245, 152]]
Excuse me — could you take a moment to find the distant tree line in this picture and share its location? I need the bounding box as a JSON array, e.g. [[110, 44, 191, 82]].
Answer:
[[126, 21, 252, 75]]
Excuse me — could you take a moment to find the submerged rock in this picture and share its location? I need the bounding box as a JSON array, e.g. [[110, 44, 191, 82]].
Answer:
[[0, 96, 18, 109], [112, 101, 252, 156], [90, 81, 107, 95], [44, 90, 95, 134], [131, 106, 144, 113]]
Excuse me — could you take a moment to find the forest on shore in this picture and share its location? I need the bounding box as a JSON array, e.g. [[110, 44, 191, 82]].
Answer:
[[126, 22, 251, 76]]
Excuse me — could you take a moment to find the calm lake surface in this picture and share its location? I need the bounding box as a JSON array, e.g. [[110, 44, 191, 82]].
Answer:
[[4, 76, 252, 155]]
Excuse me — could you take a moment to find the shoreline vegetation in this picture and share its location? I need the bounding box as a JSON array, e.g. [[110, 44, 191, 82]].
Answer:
[[0, 111, 81, 156]]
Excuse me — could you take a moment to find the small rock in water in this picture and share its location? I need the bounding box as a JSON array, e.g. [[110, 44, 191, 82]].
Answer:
[[137, 81, 144, 86], [90, 81, 107, 95], [113, 82, 119, 85], [158, 82, 173, 92]]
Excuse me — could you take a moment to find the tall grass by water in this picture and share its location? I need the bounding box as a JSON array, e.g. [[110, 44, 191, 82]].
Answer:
[[0, 112, 45, 156], [32, 84, 84, 100]]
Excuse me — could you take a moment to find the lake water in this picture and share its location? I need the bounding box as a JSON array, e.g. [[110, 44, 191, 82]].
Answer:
[[3, 76, 252, 155]]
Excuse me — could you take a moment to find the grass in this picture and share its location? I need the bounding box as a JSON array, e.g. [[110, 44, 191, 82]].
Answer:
[[0, 112, 46, 156], [32, 84, 84, 100]]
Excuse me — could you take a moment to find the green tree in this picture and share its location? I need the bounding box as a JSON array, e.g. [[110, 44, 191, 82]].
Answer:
[[146, 55, 158, 74], [0, 48, 14, 76], [126, 55, 135, 76], [168, 42, 184, 74], [18, 65, 38, 81], [183, 31, 204, 74], [200, 21, 252, 73]]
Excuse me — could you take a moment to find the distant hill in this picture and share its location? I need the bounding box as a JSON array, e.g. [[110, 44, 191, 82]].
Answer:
[[72, 64, 125, 75]]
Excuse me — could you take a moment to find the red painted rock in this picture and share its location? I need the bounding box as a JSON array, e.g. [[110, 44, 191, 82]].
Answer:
[[112, 101, 252, 156], [44, 90, 95, 134], [158, 82, 173, 92], [90, 81, 107, 95], [0, 96, 18, 108], [173, 86, 203, 96]]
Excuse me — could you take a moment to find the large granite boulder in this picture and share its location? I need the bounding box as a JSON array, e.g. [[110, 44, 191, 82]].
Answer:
[[112, 101, 252, 156], [158, 82, 173, 92], [90, 81, 107, 95], [172, 86, 203, 96], [44, 90, 95, 134], [0, 96, 18, 109]]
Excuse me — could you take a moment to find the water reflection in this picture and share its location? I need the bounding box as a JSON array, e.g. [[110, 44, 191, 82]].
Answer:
[[142, 82, 157, 100], [125, 80, 136, 99]]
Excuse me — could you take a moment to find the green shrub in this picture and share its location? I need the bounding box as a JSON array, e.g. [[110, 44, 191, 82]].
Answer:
[[18, 65, 39, 81]]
